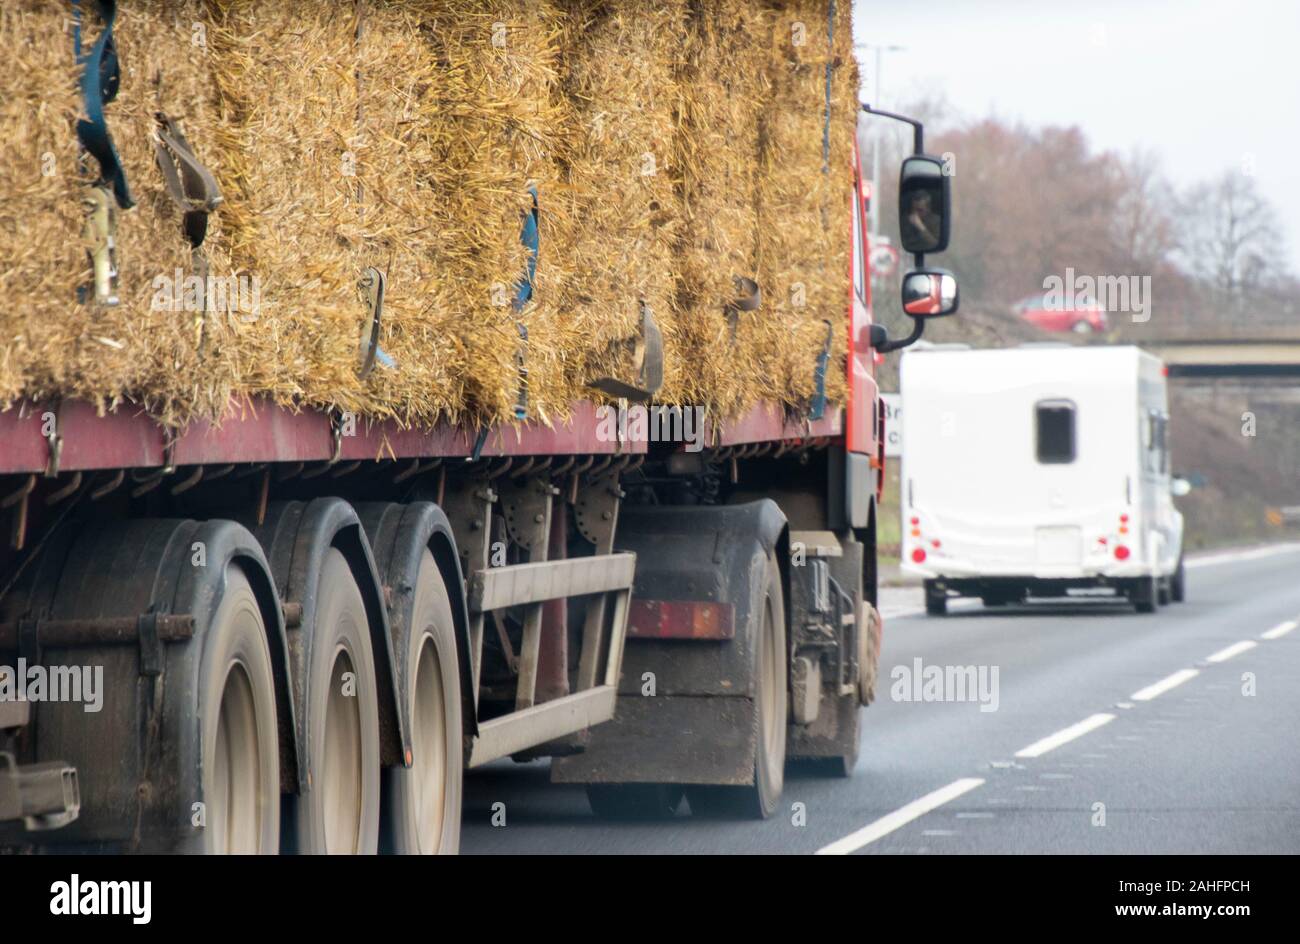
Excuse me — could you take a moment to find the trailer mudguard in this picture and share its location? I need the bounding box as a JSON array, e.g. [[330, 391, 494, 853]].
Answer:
[[0, 517, 293, 849], [354, 501, 477, 740], [552, 500, 788, 786], [252, 499, 406, 779]]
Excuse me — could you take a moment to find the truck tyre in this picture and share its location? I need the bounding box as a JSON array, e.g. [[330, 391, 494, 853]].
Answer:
[[858, 600, 880, 707], [201, 565, 281, 854], [383, 550, 462, 854], [1130, 574, 1158, 614], [296, 549, 382, 853], [1157, 578, 1172, 607], [585, 784, 684, 820], [1170, 557, 1186, 602], [686, 551, 787, 819], [924, 580, 947, 616]]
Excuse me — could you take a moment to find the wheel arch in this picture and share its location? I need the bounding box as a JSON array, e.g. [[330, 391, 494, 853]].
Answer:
[[252, 499, 407, 790], [354, 501, 477, 745], [171, 518, 301, 798]]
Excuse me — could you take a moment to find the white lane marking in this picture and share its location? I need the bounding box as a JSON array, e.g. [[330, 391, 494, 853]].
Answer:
[[1262, 619, 1297, 640], [1206, 640, 1257, 663], [1014, 713, 1116, 759], [815, 778, 985, 855], [1185, 542, 1300, 569], [1131, 668, 1199, 702]]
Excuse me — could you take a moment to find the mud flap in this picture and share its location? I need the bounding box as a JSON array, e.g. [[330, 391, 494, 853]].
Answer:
[[551, 500, 785, 786]]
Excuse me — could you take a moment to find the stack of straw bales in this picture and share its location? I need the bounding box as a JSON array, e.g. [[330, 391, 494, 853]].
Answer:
[[0, 0, 860, 430]]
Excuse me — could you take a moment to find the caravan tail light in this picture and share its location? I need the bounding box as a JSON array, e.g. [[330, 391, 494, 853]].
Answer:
[[911, 547, 927, 564], [1114, 544, 1131, 561]]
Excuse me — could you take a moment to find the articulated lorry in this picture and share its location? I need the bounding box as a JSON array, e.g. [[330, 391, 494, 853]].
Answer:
[[0, 2, 958, 852]]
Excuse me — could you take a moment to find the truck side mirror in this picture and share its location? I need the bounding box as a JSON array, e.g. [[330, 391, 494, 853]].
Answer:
[[901, 268, 958, 317], [899, 156, 951, 255]]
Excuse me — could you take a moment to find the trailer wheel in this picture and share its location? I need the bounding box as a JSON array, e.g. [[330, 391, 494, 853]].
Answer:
[[297, 549, 382, 853], [202, 566, 281, 854], [383, 550, 462, 854], [585, 783, 684, 820], [924, 581, 947, 616], [687, 552, 787, 819], [1170, 557, 1186, 602]]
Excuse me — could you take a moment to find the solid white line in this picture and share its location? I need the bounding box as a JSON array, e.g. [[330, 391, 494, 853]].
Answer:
[[1185, 542, 1300, 569], [815, 778, 985, 855], [1130, 668, 1199, 702], [1262, 620, 1297, 640], [1014, 713, 1116, 759], [1206, 640, 1257, 663]]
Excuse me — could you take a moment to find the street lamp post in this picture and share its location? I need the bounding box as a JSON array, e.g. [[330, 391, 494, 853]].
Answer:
[[859, 43, 905, 237]]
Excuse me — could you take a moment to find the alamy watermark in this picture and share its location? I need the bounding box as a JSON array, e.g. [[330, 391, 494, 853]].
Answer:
[[150, 270, 262, 321], [890, 657, 999, 712], [1043, 267, 1150, 323], [595, 405, 705, 453], [50, 874, 151, 924], [0, 660, 103, 713]]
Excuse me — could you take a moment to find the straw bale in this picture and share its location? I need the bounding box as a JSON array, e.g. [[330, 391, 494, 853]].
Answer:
[[0, 1, 861, 431], [544, 0, 687, 406], [752, 0, 857, 411]]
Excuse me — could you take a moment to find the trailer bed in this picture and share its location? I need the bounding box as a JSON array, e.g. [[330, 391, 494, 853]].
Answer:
[[0, 400, 843, 475]]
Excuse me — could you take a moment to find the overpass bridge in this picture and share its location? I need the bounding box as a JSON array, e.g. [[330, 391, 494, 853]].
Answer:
[[1137, 338, 1300, 378]]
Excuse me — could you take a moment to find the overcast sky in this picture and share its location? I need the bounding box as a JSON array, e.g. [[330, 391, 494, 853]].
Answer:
[[853, 0, 1300, 272]]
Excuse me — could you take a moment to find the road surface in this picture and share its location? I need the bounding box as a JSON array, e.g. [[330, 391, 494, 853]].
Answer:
[[461, 544, 1300, 854]]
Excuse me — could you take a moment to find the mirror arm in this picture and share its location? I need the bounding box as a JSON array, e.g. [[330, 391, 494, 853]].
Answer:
[[861, 103, 924, 153], [873, 317, 926, 354]]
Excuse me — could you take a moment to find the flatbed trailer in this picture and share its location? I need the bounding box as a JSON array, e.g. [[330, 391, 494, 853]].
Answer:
[[0, 110, 957, 853]]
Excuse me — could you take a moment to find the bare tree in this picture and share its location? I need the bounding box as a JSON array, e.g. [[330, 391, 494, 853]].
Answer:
[[1179, 170, 1285, 298], [1114, 148, 1177, 271]]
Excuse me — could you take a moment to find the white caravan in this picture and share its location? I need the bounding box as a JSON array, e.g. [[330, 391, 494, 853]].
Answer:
[[899, 344, 1187, 614]]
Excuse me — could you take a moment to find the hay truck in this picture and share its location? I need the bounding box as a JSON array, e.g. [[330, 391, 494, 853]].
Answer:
[[0, 6, 956, 850]]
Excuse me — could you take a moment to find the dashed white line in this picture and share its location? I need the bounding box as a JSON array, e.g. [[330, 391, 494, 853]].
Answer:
[[815, 777, 985, 855], [1262, 620, 1297, 640], [1131, 668, 1199, 702], [1205, 640, 1257, 663], [1014, 713, 1116, 759]]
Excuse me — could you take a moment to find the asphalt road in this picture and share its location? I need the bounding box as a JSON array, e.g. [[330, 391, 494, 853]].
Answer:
[[461, 544, 1300, 854]]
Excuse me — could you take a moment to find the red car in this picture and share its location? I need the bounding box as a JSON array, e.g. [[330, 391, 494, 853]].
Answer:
[[1012, 293, 1108, 335]]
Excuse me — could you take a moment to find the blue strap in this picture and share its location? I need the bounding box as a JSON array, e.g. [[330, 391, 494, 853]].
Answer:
[[510, 187, 539, 420], [809, 321, 832, 421], [74, 0, 133, 209], [512, 186, 539, 311]]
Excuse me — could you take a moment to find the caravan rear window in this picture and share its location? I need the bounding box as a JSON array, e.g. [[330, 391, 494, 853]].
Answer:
[[1036, 400, 1076, 464]]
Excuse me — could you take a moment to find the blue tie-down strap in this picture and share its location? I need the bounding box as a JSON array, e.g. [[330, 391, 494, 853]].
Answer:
[[809, 320, 833, 421], [73, 0, 133, 209], [513, 186, 539, 312]]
